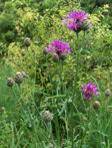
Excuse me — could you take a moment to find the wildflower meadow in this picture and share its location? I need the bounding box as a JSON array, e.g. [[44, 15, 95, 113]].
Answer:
[[0, 0, 112, 147]]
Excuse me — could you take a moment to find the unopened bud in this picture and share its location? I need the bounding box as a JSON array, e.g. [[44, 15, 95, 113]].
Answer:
[[24, 37, 31, 47], [93, 101, 101, 110], [105, 89, 111, 97], [7, 77, 15, 87], [52, 53, 59, 62], [15, 72, 24, 85], [41, 110, 53, 122], [0, 106, 5, 113], [21, 71, 28, 78]]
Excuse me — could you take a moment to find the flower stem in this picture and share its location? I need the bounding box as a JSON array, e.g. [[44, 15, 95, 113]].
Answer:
[[71, 33, 80, 147]]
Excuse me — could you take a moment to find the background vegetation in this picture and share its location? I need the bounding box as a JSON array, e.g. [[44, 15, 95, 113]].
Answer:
[[0, 0, 112, 147]]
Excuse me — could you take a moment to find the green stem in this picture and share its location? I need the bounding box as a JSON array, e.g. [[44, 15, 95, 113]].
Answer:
[[71, 34, 80, 148]]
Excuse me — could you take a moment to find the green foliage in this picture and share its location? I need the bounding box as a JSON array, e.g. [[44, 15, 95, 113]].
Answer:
[[0, 14, 15, 33], [0, 0, 112, 147]]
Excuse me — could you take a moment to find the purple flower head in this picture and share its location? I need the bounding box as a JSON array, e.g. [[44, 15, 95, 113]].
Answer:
[[63, 10, 91, 32], [45, 40, 71, 60], [82, 82, 99, 100]]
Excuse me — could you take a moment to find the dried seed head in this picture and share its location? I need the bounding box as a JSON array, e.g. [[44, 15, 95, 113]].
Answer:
[[15, 72, 24, 85], [93, 101, 101, 110], [7, 77, 15, 87], [105, 89, 111, 97], [24, 37, 31, 47], [41, 110, 53, 122]]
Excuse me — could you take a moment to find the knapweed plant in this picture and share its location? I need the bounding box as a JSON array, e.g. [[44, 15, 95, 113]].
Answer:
[[45, 40, 71, 61], [63, 10, 92, 35], [0, 1, 112, 148], [41, 9, 101, 147], [82, 82, 99, 100]]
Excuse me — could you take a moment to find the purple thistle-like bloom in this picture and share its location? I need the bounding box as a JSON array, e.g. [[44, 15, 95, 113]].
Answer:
[[45, 40, 71, 60], [63, 10, 91, 32], [82, 82, 99, 100]]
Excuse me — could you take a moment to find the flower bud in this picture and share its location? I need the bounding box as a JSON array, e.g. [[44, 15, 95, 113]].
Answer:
[[0, 106, 5, 113], [43, 47, 48, 55], [15, 72, 24, 85], [93, 101, 101, 110], [7, 77, 15, 87], [105, 89, 111, 97], [21, 71, 28, 78], [41, 110, 53, 122], [24, 37, 31, 47], [52, 53, 59, 62]]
